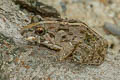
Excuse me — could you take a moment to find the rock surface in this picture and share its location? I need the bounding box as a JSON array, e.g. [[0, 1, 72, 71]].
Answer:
[[0, 0, 120, 80]]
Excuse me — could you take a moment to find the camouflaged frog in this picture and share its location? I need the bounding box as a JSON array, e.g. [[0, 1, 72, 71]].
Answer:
[[13, 0, 108, 65]]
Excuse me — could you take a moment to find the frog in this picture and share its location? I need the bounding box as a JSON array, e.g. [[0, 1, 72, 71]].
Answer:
[[20, 19, 108, 65], [13, 0, 108, 65]]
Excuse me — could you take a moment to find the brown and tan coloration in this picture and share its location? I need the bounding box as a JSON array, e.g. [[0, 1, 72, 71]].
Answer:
[[13, 0, 108, 66], [21, 19, 108, 66]]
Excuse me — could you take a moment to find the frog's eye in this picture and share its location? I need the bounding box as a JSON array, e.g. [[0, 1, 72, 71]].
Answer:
[[35, 27, 45, 35]]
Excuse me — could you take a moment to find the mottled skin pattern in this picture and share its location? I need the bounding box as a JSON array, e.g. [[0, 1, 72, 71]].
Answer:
[[21, 20, 108, 66], [13, 0, 108, 66]]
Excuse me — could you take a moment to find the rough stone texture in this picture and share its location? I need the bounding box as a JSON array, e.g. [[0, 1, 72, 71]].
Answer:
[[0, 0, 30, 45], [0, 0, 120, 80]]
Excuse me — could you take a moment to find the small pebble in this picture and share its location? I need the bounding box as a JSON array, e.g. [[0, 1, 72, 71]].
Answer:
[[104, 22, 120, 37], [60, 1, 67, 14], [105, 35, 119, 49], [114, 55, 120, 60]]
